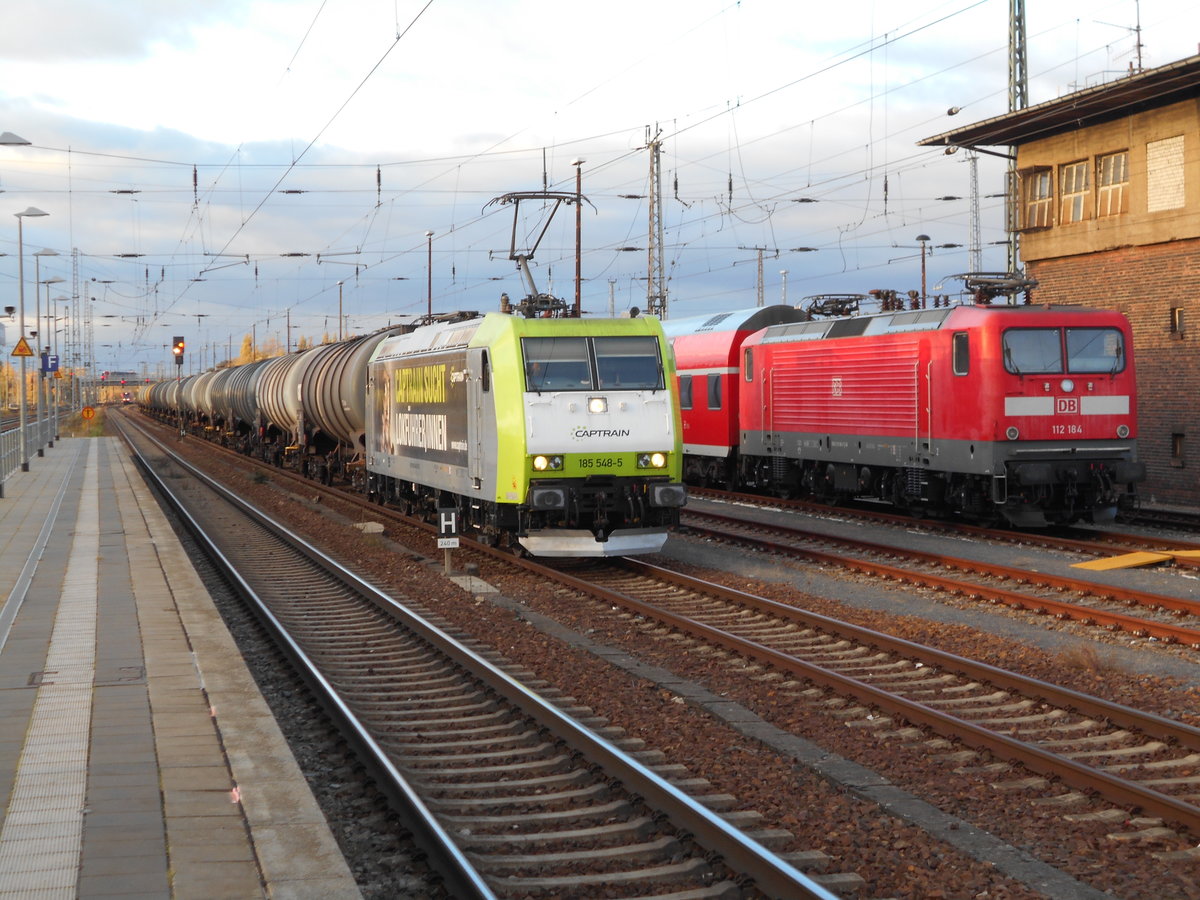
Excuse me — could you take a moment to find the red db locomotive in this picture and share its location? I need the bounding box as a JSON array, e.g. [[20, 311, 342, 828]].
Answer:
[[666, 289, 1144, 526]]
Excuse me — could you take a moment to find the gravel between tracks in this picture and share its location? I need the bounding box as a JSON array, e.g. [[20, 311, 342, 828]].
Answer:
[[164, 437, 1200, 900]]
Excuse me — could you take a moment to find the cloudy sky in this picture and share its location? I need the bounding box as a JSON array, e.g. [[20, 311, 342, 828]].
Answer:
[[1, 0, 1196, 376]]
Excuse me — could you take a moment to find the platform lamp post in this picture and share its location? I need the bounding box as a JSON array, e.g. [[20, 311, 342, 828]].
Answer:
[[916, 234, 930, 304], [52, 294, 71, 437], [36, 263, 64, 450], [14, 206, 48, 471]]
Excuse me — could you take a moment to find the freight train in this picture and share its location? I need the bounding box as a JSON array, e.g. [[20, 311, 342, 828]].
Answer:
[[663, 293, 1145, 527], [141, 311, 687, 556]]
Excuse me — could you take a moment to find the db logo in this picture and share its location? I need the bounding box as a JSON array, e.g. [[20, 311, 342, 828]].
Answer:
[[1055, 397, 1079, 414]]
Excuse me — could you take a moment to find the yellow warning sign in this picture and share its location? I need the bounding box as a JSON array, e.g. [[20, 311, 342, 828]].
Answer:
[[10, 336, 34, 358]]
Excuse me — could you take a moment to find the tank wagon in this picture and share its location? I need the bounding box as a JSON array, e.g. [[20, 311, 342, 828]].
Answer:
[[667, 298, 1145, 526], [141, 312, 687, 557]]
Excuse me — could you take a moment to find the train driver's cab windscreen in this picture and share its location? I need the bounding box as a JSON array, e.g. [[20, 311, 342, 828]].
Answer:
[[593, 336, 663, 389], [1002, 327, 1126, 375], [523, 335, 664, 391], [1002, 328, 1062, 374], [523, 337, 591, 390], [1066, 327, 1125, 373]]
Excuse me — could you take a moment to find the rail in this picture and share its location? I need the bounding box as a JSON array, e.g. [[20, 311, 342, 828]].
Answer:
[[116, 414, 840, 900]]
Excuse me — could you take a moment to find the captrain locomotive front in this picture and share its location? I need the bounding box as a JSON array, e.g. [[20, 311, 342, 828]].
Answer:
[[364, 312, 687, 556]]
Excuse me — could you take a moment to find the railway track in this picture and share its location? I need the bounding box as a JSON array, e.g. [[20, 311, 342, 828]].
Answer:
[[115, 415, 842, 899], [519, 554, 1200, 838], [148, 411, 1200, 837], [679, 503, 1200, 650], [116, 408, 1200, 894], [1121, 506, 1200, 535], [689, 487, 1200, 568]]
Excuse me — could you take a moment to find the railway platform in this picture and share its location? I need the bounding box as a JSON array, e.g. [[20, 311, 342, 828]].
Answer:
[[0, 437, 359, 899]]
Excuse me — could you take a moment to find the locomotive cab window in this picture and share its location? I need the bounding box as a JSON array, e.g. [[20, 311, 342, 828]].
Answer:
[[1066, 327, 1124, 373], [593, 336, 663, 389], [952, 332, 969, 375], [522, 335, 664, 392], [524, 336, 590, 390], [1002, 328, 1063, 374], [1002, 327, 1125, 375]]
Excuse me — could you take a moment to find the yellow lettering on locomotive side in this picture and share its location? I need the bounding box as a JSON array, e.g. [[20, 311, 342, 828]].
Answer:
[[394, 413, 448, 451], [393, 364, 447, 404]]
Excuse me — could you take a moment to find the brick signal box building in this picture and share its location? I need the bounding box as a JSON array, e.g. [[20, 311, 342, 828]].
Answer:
[[922, 55, 1200, 509]]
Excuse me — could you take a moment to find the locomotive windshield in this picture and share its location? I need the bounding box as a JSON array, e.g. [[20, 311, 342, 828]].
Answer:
[[1002, 327, 1125, 375], [1066, 327, 1125, 373], [594, 336, 663, 388], [523, 335, 663, 391]]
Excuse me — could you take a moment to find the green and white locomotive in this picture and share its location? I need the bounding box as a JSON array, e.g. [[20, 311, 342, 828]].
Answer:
[[365, 312, 687, 557]]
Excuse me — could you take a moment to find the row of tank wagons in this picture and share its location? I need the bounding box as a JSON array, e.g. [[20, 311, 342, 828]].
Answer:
[[139, 311, 688, 557], [141, 325, 400, 484], [663, 302, 1146, 527]]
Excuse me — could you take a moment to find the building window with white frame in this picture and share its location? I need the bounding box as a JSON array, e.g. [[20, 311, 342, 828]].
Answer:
[[1097, 151, 1128, 217], [1060, 160, 1090, 223], [1022, 168, 1053, 229]]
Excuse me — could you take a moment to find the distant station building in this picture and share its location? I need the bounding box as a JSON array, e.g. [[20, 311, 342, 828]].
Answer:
[[920, 54, 1200, 509]]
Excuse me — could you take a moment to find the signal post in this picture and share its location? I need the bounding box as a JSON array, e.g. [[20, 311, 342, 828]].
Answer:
[[172, 336, 185, 437]]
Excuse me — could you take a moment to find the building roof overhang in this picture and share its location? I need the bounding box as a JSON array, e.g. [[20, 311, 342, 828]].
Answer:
[[919, 54, 1200, 151]]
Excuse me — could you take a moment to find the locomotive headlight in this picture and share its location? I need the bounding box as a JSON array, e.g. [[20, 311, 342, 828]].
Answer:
[[1061, 379, 1075, 392], [1117, 424, 1130, 438], [637, 452, 668, 469], [587, 396, 608, 414], [532, 454, 564, 471], [1005, 426, 1020, 441]]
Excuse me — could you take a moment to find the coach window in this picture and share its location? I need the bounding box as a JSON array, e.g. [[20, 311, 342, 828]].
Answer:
[[679, 375, 693, 409], [952, 332, 969, 375], [707, 374, 722, 410], [743, 348, 753, 381], [1002, 328, 1062, 374]]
